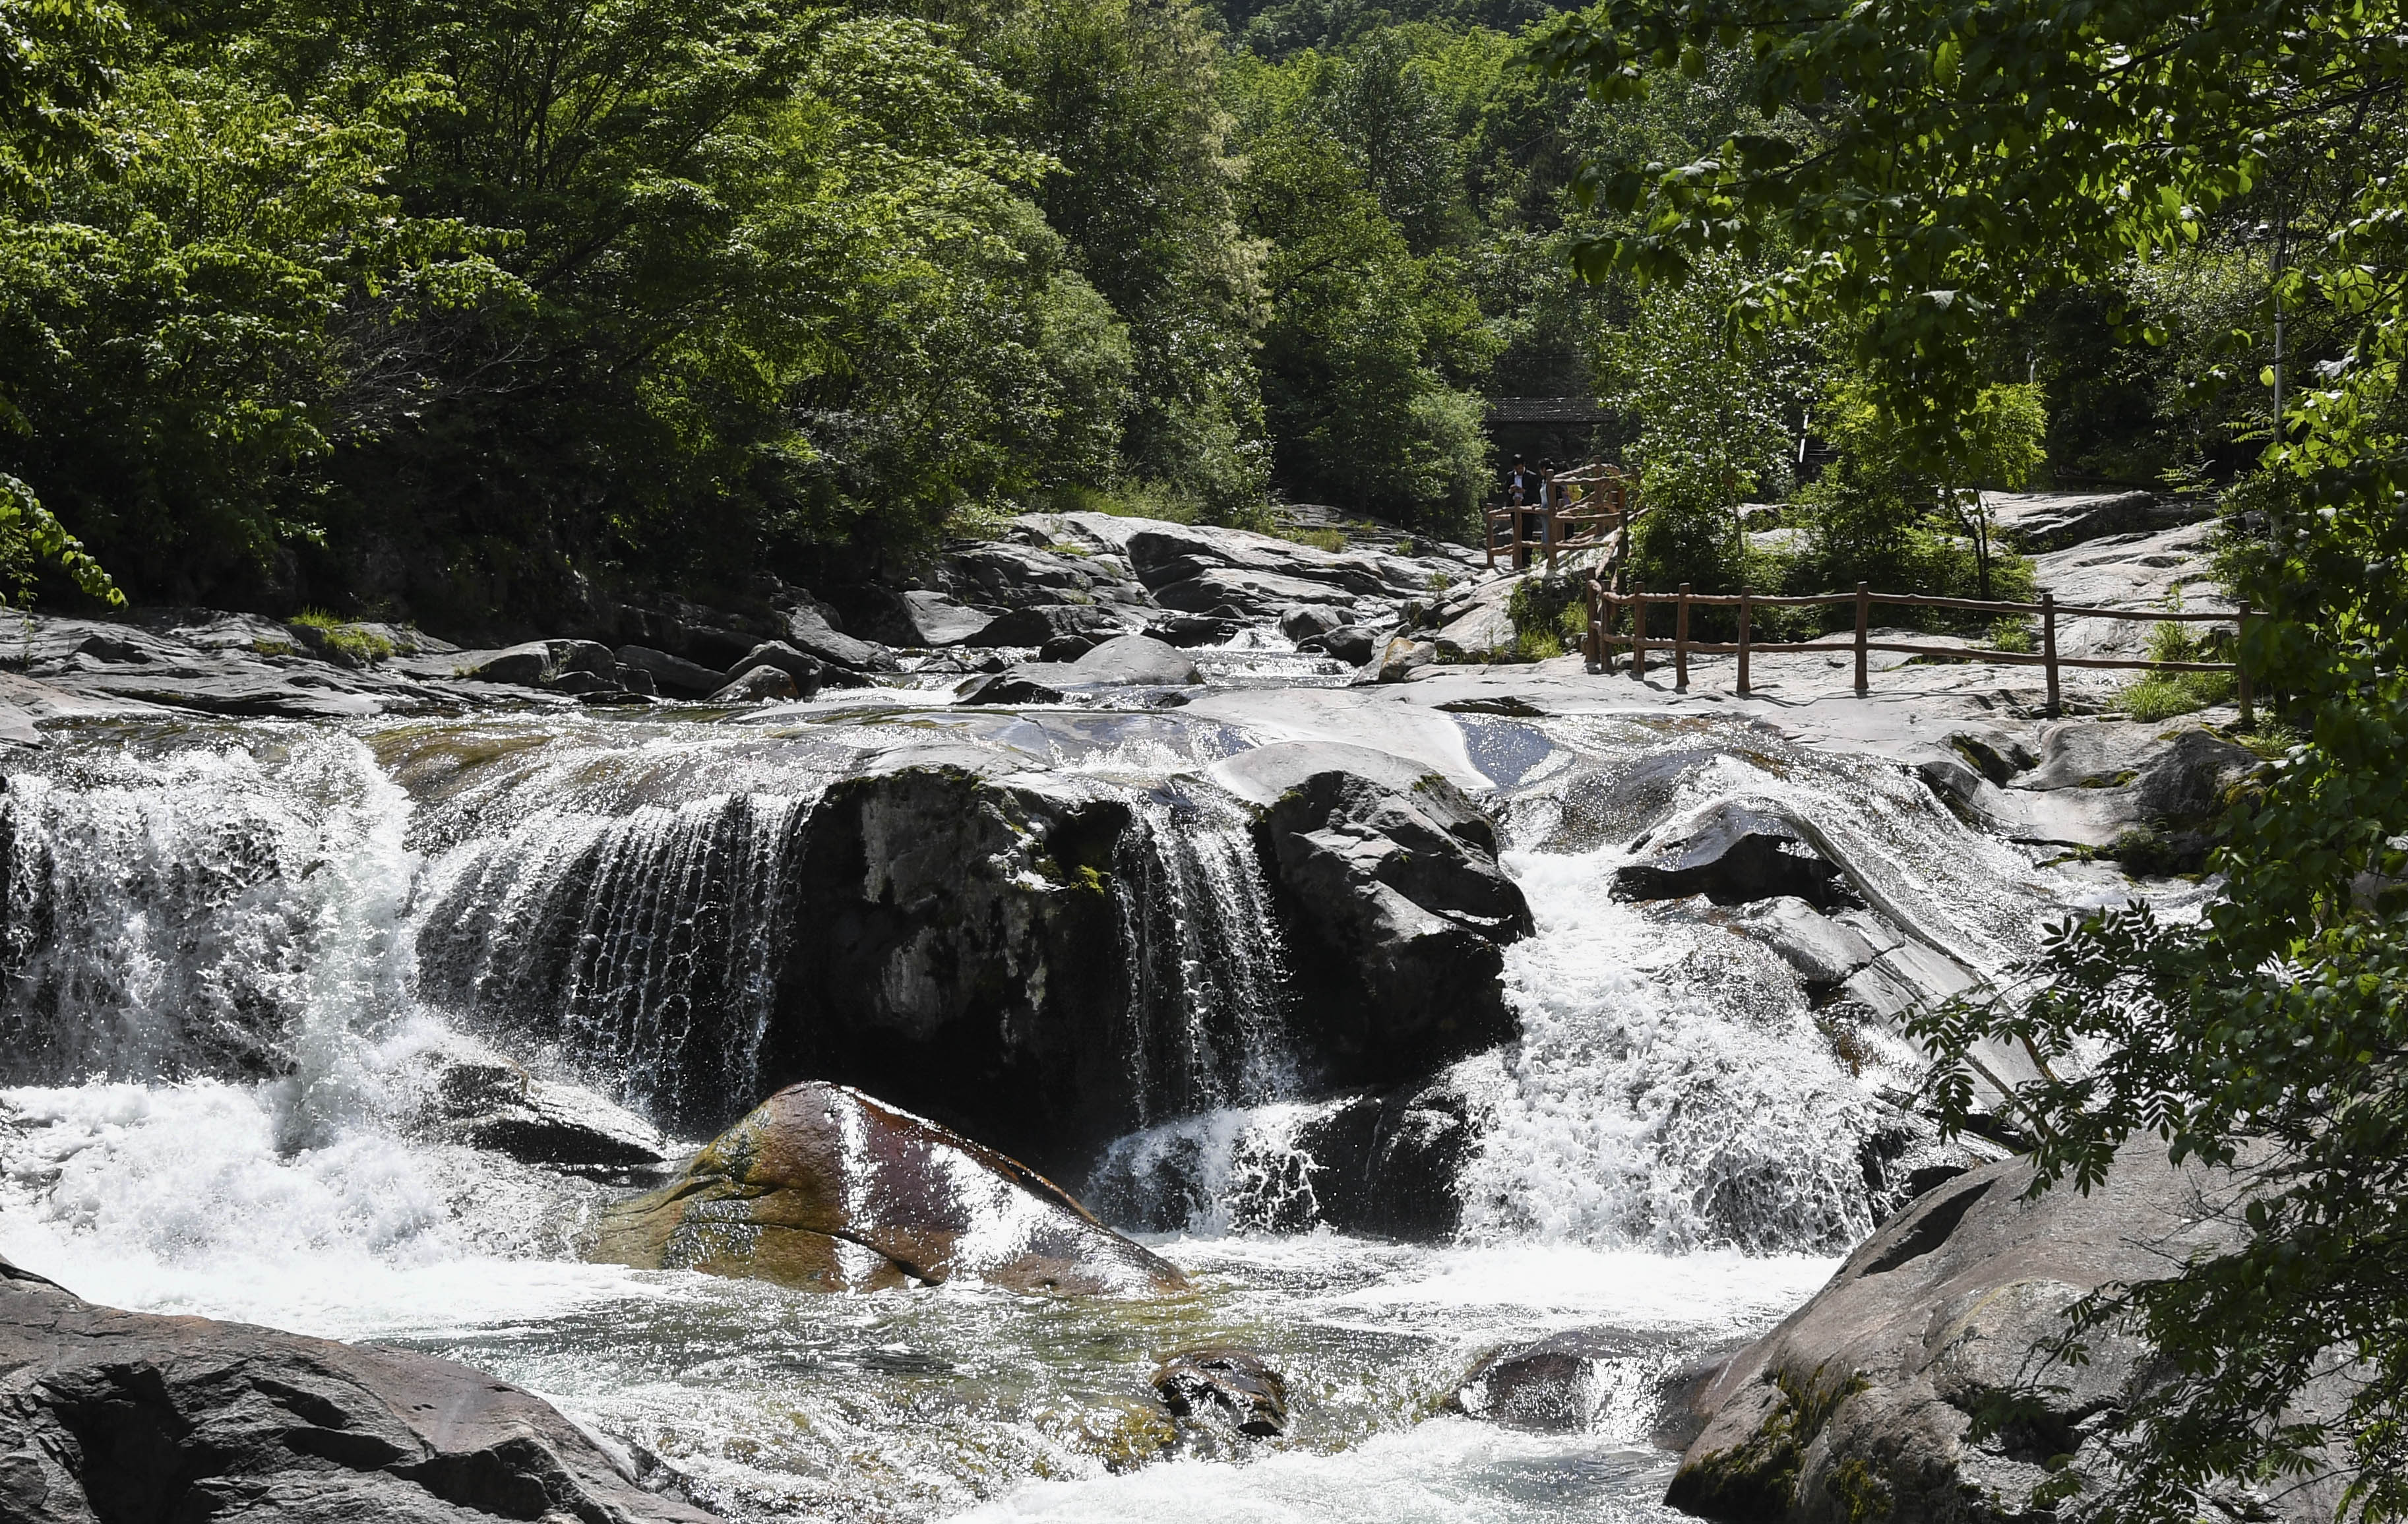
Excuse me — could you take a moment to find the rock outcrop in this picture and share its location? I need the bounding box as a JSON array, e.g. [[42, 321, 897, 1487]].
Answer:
[[0, 1256, 712, 1523], [1282, 1072, 1489, 1239], [764, 764, 1138, 1167], [1613, 802, 1862, 911], [591, 1082, 1186, 1295], [1663, 1143, 2342, 1524], [1225, 745, 1531, 1087], [412, 1045, 669, 1176]]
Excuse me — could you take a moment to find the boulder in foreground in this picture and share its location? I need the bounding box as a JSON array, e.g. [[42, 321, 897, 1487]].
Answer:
[[591, 1082, 1188, 1296], [0, 1254, 710, 1523], [1151, 1347, 1288, 1437], [1664, 1143, 2344, 1524]]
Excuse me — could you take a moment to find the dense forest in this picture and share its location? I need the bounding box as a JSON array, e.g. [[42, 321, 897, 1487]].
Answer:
[[0, 0, 2302, 630]]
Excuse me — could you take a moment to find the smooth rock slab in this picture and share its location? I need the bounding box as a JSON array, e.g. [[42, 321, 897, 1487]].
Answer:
[[0, 1260, 711, 1523], [591, 1082, 1186, 1296]]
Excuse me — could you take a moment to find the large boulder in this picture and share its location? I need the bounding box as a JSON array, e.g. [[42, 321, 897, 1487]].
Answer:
[[591, 1082, 1185, 1296], [1151, 1347, 1288, 1438], [1663, 1143, 2343, 1524], [954, 634, 1200, 705], [763, 765, 1139, 1167], [0, 1257, 711, 1523], [782, 604, 896, 673], [458, 638, 617, 690], [1219, 745, 1531, 1087], [615, 643, 726, 696], [1613, 802, 1863, 911]]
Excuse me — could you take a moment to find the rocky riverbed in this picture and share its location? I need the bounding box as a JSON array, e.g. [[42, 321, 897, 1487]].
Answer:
[[0, 496, 2304, 1522]]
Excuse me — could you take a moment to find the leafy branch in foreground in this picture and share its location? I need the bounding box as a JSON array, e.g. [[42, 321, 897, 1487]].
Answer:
[[0, 472, 121, 608], [1536, 0, 2408, 1517]]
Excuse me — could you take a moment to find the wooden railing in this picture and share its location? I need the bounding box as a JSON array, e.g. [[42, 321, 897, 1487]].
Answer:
[[1583, 579, 2252, 723], [1487, 467, 1644, 572]]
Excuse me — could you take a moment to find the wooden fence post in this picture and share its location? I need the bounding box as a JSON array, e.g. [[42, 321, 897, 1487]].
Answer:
[[2041, 592, 2059, 719], [2236, 600, 2253, 728], [1737, 588, 1752, 695], [1853, 582, 1870, 695], [1675, 582, 1691, 690], [1632, 585, 1648, 679]]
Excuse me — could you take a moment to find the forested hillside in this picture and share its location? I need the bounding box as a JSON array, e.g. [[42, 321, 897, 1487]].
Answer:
[[0, 0, 2300, 630]]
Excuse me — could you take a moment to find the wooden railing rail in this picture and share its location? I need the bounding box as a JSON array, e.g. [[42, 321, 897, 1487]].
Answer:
[[1582, 580, 2253, 724]]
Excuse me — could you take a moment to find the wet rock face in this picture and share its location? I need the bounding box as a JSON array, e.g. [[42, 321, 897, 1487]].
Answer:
[[414, 1045, 669, 1177], [1286, 1074, 1487, 1240], [1258, 768, 1531, 1088], [766, 766, 1138, 1167], [1151, 1347, 1288, 1438], [591, 1082, 1187, 1296], [1663, 1144, 2346, 1524], [0, 1262, 712, 1523], [1613, 803, 1861, 911]]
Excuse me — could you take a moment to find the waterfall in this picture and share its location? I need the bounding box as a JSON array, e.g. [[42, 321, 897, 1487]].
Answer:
[[411, 791, 813, 1132], [1086, 1101, 1336, 1234], [1111, 787, 1297, 1125], [0, 731, 418, 1111]]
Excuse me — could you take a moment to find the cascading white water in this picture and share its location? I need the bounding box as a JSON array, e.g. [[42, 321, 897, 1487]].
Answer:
[[1112, 787, 1298, 1123], [412, 791, 814, 1128], [0, 702, 2089, 1524]]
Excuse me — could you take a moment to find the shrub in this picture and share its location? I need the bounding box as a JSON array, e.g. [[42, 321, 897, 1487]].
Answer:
[[2116, 601, 2234, 719]]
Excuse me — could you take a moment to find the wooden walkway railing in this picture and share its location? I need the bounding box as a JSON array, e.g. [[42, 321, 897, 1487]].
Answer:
[[1584, 579, 2252, 723], [1487, 466, 1643, 572]]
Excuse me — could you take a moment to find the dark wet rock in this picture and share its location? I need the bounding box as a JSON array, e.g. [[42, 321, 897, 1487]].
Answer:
[[0, 1261, 714, 1523], [1142, 615, 1245, 648], [1455, 1329, 1657, 1431], [783, 604, 897, 673], [954, 667, 1071, 705], [1151, 1347, 1287, 1437], [1231, 747, 1530, 1087], [1287, 1072, 1487, 1239], [1039, 634, 1099, 662], [616, 642, 727, 696], [596, 593, 783, 670], [1663, 1143, 2344, 1524], [1947, 729, 2037, 787], [615, 663, 660, 696], [418, 1051, 668, 1176], [1300, 626, 1376, 665], [764, 766, 1140, 1166], [1376, 636, 1438, 681], [592, 1082, 1185, 1295], [708, 663, 800, 703], [1613, 803, 1862, 911], [967, 603, 1136, 648]]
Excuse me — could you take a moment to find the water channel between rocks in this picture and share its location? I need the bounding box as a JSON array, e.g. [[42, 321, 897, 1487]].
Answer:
[[0, 679, 2105, 1522]]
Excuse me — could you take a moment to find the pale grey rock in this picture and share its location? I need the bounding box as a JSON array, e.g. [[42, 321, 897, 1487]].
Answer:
[[614, 643, 725, 696], [708, 663, 799, 703], [896, 589, 994, 646], [1070, 634, 1201, 686], [783, 604, 896, 672]]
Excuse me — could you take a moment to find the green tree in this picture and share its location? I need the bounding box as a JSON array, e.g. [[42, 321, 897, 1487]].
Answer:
[[1541, 0, 2408, 1514]]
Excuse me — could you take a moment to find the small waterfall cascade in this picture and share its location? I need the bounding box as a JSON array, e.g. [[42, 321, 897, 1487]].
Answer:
[[1086, 1101, 1337, 1234], [1111, 787, 1297, 1124], [0, 731, 419, 1106], [411, 791, 814, 1130]]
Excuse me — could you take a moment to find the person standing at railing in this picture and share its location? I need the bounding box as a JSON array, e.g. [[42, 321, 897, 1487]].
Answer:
[[1504, 456, 1536, 568], [1537, 459, 1560, 553]]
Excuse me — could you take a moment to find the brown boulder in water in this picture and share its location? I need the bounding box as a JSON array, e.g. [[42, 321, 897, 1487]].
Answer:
[[591, 1082, 1189, 1295]]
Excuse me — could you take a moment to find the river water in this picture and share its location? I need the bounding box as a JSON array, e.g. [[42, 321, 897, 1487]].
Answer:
[[0, 681, 2078, 1520]]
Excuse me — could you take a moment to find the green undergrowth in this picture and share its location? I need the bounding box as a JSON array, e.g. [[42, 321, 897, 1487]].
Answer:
[[2117, 608, 2235, 720], [1506, 575, 1589, 661], [290, 609, 394, 664]]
